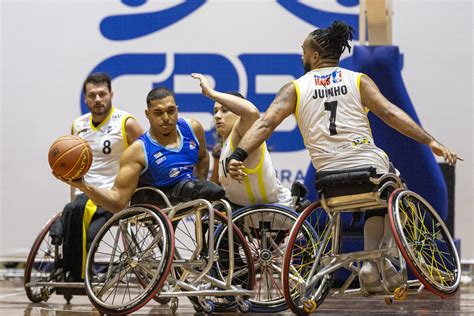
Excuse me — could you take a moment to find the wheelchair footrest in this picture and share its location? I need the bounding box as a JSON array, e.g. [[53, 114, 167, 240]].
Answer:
[[56, 286, 86, 296]]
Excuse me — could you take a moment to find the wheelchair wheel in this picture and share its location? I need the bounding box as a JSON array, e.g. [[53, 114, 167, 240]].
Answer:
[[173, 209, 255, 312], [84, 205, 174, 314], [282, 202, 340, 315], [24, 212, 64, 303], [389, 189, 461, 297], [214, 204, 300, 312]]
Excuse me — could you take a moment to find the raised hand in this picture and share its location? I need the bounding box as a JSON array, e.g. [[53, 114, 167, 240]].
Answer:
[[191, 73, 215, 99]]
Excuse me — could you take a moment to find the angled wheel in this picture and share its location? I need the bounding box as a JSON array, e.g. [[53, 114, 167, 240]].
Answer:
[[389, 189, 461, 297], [84, 205, 174, 314], [24, 212, 64, 303], [282, 202, 340, 315], [215, 204, 300, 312]]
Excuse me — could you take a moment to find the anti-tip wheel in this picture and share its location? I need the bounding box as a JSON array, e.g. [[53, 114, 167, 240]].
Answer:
[[303, 299, 317, 313], [238, 299, 252, 313]]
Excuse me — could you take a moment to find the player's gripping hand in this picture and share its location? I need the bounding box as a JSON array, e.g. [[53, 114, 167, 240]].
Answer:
[[226, 159, 247, 183], [52, 171, 85, 190]]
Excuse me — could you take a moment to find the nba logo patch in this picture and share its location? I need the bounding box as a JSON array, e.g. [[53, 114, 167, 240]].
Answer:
[[189, 140, 196, 150]]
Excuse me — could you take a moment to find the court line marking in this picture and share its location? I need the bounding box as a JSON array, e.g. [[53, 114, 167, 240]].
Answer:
[[0, 289, 25, 299]]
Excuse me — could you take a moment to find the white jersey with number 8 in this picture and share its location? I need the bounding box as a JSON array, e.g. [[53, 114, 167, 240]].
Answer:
[[71, 106, 135, 195]]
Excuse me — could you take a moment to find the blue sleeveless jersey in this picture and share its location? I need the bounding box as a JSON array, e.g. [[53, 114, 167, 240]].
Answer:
[[138, 118, 200, 187]]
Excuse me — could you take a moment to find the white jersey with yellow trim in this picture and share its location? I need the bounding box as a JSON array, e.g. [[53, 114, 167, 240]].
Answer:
[[294, 67, 390, 173], [218, 131, 292, 206], [72, 106, 135, 195]]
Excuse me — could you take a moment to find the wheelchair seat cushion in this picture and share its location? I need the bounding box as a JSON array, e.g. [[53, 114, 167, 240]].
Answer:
[[315, 167, 378, 198]]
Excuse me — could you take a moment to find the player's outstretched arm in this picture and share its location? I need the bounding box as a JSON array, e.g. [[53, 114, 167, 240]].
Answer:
[[227, 82, 297, 181], [191, 73, 260, 137], [360, 74, 461, 166]]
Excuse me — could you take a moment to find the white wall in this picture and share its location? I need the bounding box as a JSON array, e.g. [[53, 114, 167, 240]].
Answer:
[[1, 0, 472, 260], [392, 0, 473, 260]]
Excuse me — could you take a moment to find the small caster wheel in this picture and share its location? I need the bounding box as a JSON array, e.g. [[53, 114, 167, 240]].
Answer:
[[303, 299, 317, 313], [63, 294, 73, 304], [170, 297, 178, 314], [202, 300, 216, 314], [156, 296, 171, 305], [385, 296, 393, 305], [394, 287, 407, 300], [238, 299, 251, 313], [192, 303, 203, 313], [40, 288, 50, 302]]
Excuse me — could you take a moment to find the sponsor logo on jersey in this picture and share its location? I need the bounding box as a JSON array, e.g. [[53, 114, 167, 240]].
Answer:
[[106, 125, 113, 133], [155, 156, 166, 165], [77, 128, 88, 134], [154, 152, 163, 159], [352, 137, 371, 146], [314, 69, 342, 86], [169, 167, 180, 178]]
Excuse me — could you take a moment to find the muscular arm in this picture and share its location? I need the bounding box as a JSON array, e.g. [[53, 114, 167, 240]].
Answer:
[[69, 186, 76, 202], [361, 75, 460, 165], [227, 82, 297, 180], [70, 142, 145, 212], [191, 73, 260, 138], [189, 119, 210, 180], [124, 117, 144, 145], [237, 82, 296, 154]]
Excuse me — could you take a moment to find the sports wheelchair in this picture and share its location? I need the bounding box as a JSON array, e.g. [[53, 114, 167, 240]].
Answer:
[[281, 167, 461, 315], [24, 212, 79, 303], [210, 181, 310, 312], [23, 189, 255, 314], [79, 186, 259, 314]]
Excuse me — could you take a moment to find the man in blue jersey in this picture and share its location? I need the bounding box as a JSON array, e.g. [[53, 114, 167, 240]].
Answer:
[[55, 87, 223, 213]]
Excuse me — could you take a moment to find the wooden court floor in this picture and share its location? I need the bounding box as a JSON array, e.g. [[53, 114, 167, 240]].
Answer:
[[1, 278, 473, 315]]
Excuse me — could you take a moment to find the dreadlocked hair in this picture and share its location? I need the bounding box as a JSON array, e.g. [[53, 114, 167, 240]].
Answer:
[[309, 21, 354, 60]]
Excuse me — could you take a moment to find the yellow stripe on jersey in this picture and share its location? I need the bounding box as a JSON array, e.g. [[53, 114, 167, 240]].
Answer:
[[243, 143, 265, 174], [81, 199, 98, 279], [357, 74, 370, 113], [229, 130, 265, 175], [357, 73, 363, 92], [292, 81, 308, 146], [244, 176, 257, 205], [90, 106, 115, 131], [257, 166, 268, 203], [230, 131, 266, 203], [121, 115, 135, 148], [229, 131, 234, 151], [71, 117, 79, 135], [293, 80, 301, 122]]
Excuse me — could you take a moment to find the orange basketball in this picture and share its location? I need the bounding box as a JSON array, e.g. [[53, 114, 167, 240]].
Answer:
[[48, 135, 93, 180]]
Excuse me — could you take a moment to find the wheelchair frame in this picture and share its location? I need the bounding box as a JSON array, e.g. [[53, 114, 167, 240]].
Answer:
[[83, 187, 256, 314], [282, 172, 461, 315]]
